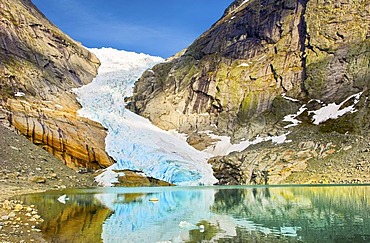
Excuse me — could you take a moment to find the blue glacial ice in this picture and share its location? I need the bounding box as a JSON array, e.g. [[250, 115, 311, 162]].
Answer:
[[74, 48, 218, 186]]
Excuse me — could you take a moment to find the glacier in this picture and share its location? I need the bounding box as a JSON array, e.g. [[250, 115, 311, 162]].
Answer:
[[74, 47, 218, 186]]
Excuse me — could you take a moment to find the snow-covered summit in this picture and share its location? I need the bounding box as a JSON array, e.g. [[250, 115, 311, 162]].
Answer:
[[74, 47, 218, 186]]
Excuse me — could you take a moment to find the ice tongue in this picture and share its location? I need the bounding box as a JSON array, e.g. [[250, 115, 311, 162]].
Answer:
[[74, 48, 218, 186]]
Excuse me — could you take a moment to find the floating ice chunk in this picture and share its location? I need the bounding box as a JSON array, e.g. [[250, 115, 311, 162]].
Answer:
[[179, 221, 198, 230], [57, 194, 69, 204], [199, 224, 205, 233], [149, 197, 159, 203]]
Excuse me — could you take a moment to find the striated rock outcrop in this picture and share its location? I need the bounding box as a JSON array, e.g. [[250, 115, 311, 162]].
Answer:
[[0, 0, 113, 169], [129, 0, 370, 184]]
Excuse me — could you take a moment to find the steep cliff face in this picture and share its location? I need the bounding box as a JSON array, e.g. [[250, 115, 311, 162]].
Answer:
[[130, 0, 309, 138], [0, 0, 112, 169], [304, 1, 370, 101], [129, 0, 370, 184], [130, 0, 369, 138]]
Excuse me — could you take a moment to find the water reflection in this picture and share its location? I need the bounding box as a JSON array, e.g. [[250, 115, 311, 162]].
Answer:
[[19, 192, 112, 242], [19, 185, 370, 242], [96, 190, 215, 242]]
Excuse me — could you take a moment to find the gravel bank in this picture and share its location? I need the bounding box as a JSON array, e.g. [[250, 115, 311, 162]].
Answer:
[[0, 124, 96, 242]]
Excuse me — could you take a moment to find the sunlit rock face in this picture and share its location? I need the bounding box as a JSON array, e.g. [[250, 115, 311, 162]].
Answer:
[[129, 0, 308, 139], [303, 1, 370, 102], [128, 0, 370, 184], [129, 0, 370, 139], [0, 0, 112, 169]]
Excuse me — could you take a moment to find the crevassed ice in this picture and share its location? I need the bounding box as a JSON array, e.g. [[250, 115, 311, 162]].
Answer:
[[74, 48, 218, 186]]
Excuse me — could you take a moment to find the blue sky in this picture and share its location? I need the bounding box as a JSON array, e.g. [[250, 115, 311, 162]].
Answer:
[[33, 0, 233, 57]]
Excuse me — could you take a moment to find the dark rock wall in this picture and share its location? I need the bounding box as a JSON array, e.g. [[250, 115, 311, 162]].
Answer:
[[130, 0, 304, 139]]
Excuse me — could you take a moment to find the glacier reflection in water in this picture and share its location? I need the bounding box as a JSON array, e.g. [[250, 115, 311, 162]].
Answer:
[[19, 185, 370, 242]]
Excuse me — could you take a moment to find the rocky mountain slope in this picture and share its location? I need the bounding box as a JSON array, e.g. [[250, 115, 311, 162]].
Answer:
[[0, 123, 96, 242], [0, 0, 113, 170], [129, 0, 370, 184]]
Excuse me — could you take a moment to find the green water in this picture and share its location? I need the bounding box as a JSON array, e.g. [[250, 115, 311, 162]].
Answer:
[[18, 185, 370, 242]]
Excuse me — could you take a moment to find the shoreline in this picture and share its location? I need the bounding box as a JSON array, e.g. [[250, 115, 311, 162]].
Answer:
[[0, 124, 96, 242], [0, 185, 47, 243]]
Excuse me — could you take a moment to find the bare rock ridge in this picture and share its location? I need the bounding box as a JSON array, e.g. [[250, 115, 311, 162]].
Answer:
[[0, 0, 113, 170], [129, 0, 370, 184]]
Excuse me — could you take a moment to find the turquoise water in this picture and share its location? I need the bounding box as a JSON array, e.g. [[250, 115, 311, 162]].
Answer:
[[19, 185, 370, 242]]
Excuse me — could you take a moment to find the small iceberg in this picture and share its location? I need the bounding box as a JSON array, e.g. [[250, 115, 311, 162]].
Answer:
[[179, 221, 198, 230], [179, 221, 205, 232], [57, 194, 69, 204]]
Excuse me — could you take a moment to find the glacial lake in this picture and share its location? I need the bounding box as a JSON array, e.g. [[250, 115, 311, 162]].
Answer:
[[18, 185, 370, 242]]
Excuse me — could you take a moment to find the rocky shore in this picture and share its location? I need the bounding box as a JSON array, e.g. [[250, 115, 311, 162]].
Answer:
[[0, 124, 96, 242]]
